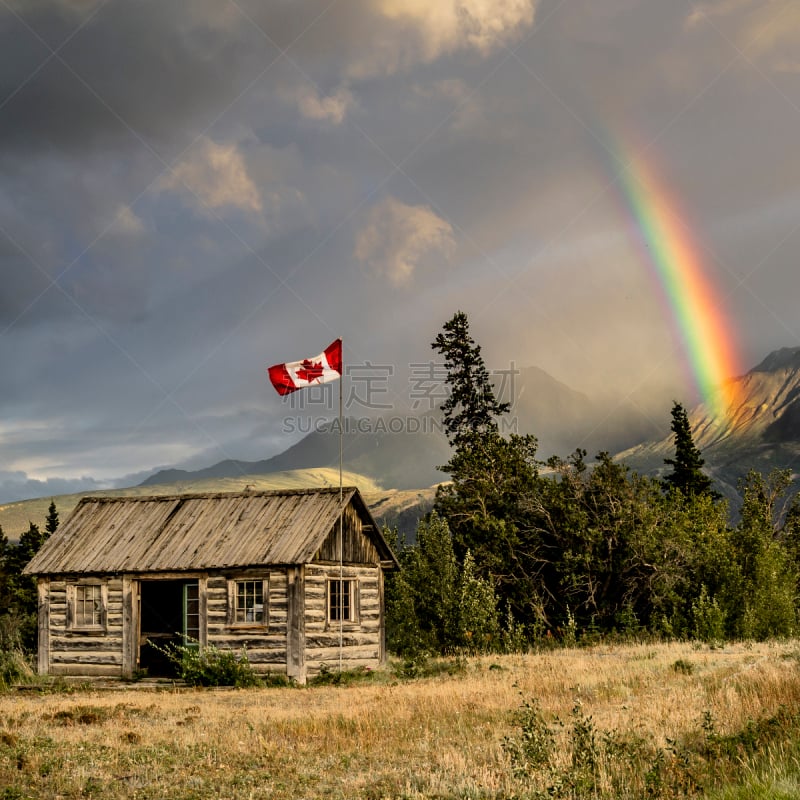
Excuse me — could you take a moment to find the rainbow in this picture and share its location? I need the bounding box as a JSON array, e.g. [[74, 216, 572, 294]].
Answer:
[[609, 144, 742, 422]]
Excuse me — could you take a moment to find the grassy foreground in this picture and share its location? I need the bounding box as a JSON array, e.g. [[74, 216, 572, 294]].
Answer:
[[1, 641, 799, 799]]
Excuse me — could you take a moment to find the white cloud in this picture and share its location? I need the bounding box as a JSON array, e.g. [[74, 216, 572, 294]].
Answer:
[[348, 0, 536, 77], [160, 137, 262, 214], [379, 0, 536, 56], [355, 197, 456, 286], [112, 205, 146, 236], [295, 84, 355, 125]]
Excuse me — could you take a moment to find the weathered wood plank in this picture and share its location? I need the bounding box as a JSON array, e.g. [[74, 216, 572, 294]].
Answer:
[[305, 634, 378, 648], [205, 636, 286, 649], [198, 575, 208, 649], [121, 576, 135, 679], [51, 637, 124, 650], [37, 579, 50, 675], [286, 566, 305, 683], [306, 646, 379, 663], [378, 564, 385, 663], [49, 664, 123, 677], [51, 653, 122, 666]]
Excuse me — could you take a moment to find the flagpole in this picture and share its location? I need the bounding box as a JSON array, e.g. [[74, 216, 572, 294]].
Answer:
[[338, 343, 344, 674]]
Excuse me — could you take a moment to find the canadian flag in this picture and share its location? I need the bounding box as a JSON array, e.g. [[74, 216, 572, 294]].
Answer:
[[267, 338, 342, 396]]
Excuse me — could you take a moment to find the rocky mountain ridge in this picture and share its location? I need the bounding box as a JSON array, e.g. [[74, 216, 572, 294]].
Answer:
[[618, 347, 800, 500]]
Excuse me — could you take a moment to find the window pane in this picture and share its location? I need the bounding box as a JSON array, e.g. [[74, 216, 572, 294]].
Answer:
[[329, 580, 355, 623], [75, 585, 102, 626], [234, 580, 265, 623], [184, 581, 200, 642]]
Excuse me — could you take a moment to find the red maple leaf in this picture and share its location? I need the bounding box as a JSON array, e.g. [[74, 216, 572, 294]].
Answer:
[[296, 358, 325, 383]]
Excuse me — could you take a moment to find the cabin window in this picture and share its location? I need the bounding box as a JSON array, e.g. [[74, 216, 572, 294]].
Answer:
[[327, 579, 358, 624], [227, 577, 268, 628], [67, 582, 108, 632]]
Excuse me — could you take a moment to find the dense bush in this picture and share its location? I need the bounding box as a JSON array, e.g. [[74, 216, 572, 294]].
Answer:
[[153, 639, 264, 687]]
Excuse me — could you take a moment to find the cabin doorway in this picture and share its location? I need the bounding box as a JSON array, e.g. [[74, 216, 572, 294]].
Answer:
[[138, 579, 199, 677]]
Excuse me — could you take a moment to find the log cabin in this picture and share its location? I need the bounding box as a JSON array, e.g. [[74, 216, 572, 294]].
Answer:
[[23, 487, 398, 683]]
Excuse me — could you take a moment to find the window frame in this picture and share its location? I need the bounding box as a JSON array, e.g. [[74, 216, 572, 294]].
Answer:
[[326, 577, 359, 627], [66, 581, 108, 634], [226, 575, 269, 630]]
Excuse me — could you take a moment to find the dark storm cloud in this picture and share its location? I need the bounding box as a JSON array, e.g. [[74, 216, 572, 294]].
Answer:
[[0, 0, 797, 499], [0, 471, 107, 505], [0, 1, 280, 156]]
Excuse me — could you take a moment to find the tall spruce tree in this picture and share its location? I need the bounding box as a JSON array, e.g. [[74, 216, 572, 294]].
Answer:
[[432, 310, 510, 453], [663, 402, 714, 498], [431, 312, 541, 621]]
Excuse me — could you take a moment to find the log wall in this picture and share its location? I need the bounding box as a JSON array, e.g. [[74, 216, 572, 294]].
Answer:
[[39, 561, 388, 681], [45, 577, 126, 677], [205, 570, 289, 674], [303, 563, 383, 677]]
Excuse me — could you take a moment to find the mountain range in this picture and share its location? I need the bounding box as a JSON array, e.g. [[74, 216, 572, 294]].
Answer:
[[142, 366, 669, 491], [3, 347, 799, 538], [143, 347, 800, 507], [619, 347, 800, 501]]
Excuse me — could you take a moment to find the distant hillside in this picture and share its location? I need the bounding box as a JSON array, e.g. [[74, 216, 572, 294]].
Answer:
[[7, 349, 800, 539], [0, 468, 434, 541], [618, 347, 800, 502], [141, 413, 452, 491]]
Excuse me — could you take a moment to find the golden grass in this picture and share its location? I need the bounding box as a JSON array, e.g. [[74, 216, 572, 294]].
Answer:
[[1, 640, 799, 799]]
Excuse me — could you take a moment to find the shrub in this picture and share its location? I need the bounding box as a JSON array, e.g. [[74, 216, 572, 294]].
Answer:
[[502, 696, 556, 776], [692, 586, 726, 643], [153, 640, 262, 687], [0, 648, 34, 691]]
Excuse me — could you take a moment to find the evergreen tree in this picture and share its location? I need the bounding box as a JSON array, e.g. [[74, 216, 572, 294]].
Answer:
[[45, 500, 59, 537], [663, 402, 715, 497], [432, 310, 510, 451], [431, 312, 541, 621]]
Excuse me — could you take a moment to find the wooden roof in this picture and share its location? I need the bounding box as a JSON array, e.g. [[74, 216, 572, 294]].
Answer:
[[24, 487, 397, 575]]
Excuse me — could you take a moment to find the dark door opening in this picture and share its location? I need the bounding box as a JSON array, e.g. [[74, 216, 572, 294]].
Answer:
[[138, 579, 199, 677]]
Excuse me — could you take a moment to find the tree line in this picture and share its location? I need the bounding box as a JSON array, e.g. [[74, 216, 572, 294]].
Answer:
[[0, 501, 57, 653], [386, 311, 800, 656]]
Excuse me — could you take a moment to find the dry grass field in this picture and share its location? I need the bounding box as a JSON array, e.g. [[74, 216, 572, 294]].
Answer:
[[1, 640, 799, 799]]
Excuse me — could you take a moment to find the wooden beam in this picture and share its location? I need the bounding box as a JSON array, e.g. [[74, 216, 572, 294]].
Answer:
[[121, 576, 135, 678], [286, 566, 306, 684], [37, 579, 50, 676]]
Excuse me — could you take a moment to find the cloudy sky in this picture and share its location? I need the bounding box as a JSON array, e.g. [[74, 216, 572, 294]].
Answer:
[[1, 0, 798, 502]]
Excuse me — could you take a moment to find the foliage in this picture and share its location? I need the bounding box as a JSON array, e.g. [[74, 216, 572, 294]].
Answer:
[[729, 470, 799, 639], [0, 647, 35, 691], [0, 504, 57, 654], [44, 501, 59, 538], [502, 696, 556, 776], [691, 586, 726, 643], [386, 513, 502, 656], [410, 310, 800, 650], [308, 664, 374, 686], [151, 639, 263, 687], [456, 551, 501, 652], [502, 691, 800, 799]]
